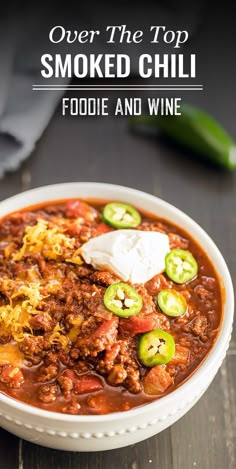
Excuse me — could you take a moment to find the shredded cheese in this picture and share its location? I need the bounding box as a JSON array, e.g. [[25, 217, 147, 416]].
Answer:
[[0, 303, 34, 342], [0, 219, 83, 346], [12, 282, 47, 308], [65, 248, 83, 265], [67, 327, 80, 343], [48, 324, 69, 349], [0, 280, 46, 342], [13, 218, 82, 263]]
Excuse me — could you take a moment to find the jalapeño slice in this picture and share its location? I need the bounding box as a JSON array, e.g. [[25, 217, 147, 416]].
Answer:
[[165, 248, 198, 284], [102, 202, 141, 229], [157, 289, 187, 317], [138, 329, 175, 367], [104, 282, 142, 317]]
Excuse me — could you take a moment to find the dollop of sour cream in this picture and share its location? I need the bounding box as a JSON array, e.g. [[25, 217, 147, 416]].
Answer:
[[81, 229, 170, 284]]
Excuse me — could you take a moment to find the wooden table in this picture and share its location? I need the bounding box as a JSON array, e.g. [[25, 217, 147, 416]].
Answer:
[[0, 4, 235, 468]]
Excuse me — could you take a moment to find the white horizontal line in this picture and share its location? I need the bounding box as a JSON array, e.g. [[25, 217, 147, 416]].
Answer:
[[33, 87, 203, 91], [33, 84, 203, 88]]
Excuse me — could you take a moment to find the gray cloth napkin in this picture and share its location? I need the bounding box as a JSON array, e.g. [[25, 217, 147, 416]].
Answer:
[[0, 2, 202, 178]]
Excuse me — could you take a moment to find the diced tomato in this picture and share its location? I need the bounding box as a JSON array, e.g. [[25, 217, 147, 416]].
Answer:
[[168, 345, 190, 366], [143, 365, 173, 395], [65, 200, 98, 221], [119, 313, 159, 337], [63, 370, 103, 394], [0, 365, 24, 389], [66, 221, 82, 236], [75, 317, 119, 356], [145, 274, 172, 296], [91, 317, 118, 341], [96, 222, 113, 234]]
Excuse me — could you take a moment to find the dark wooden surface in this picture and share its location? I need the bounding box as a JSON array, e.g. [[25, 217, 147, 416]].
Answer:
[[0, 4, 236, 468]]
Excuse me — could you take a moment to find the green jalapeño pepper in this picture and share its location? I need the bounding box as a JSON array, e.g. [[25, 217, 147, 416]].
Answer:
[[102, 202, 141, 229], [104, 282, 142, 317], [138, 329, 175, 367], [157, 289, 187, 317], [165, 248, 198, 284]]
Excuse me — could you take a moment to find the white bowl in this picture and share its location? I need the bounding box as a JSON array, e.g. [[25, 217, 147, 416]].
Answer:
[[0, 182, 234, 451]]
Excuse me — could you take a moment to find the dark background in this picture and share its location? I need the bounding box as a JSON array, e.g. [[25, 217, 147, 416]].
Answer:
[[0, 2, 236, 468]]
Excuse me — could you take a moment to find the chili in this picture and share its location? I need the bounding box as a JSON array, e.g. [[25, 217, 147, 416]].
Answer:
[[0, 199, 222, 415]]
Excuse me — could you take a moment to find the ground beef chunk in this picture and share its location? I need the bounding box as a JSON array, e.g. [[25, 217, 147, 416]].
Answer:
[[201, 276, 216, 290], [79, 225, 98, 243], [75, 316, 118, 357], [59, 370, 103, 395], [37, 364, 59, 383], [194, 285, 214, 301], [81, 286, 108, 317], [44, 352, 59, 366], [156, 311, 171, 330], [139, 222, 167, 234], [58, 350, 75, 368], [97, 339, 141, 393], [19, 335, 44, 365], [145, 274, 172, 297], [65, 312, 84, 330], [98, 343, 121, 373], [168, 233, 189, 249], [30, 312, 54, 332], [174, 311, 191, 325], [75, 266, 93, 278], [0, 365, 24, 388], [90, 271, 120, 287], [58, 374, 74, 398], [178, 336, 191, 348], [0, 212, 36, 239], [97, 339, 130, 374], [74, 361, 92, 374], [38, 384, 58, 403], [134, 284, 156, 315], [62, 398, 81, 414], [107, 364, 127, 385], [125, 367, 141, 393], [39, 289, 85, 323], [183, 315, 208, 339]]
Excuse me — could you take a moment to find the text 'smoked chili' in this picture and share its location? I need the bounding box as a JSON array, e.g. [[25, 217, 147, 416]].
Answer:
[[0, 199, 222, 415]]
